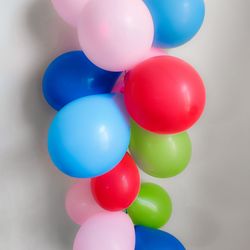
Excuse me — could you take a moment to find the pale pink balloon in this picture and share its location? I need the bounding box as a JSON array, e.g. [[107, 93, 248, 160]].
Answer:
[[144, 48, 166, 60], [65, 180, 105, 225], [112, 73, 126, 94], [77, 0, 154, 72], [112, 48, 166, 93], [52, 0, 88, 27], [73, 212, 135, 250]]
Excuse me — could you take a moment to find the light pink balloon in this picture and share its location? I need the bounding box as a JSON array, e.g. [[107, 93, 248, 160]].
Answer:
[[74, 212, 135, 250], [145, 48, 166, 60], [65, 180, 105, 225], [52, 0, 88, 27], [112, 73, 126, 94], [77, 0, 154, 72], [112, 48, 166, 94]]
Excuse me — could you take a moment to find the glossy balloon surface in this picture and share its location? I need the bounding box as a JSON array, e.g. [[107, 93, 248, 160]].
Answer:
[[144, 0, 205, 48], [73, 212, 135, 250], [43, 51, 120, 110], [112, 48, 165, 94], [135, 226, 185, 250], [65, 180, 105, 225], [125, 56, 206, 134], [91, 153, 140, 211], [127, 183, 172, 228], [130, 120, 192, 178], [77, 0, 154, 71], [48, 94, 130, 178], [112, 72, 126, 94]]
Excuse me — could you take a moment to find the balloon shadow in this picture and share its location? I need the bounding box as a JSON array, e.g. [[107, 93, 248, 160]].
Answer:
[[22, 0, 80, 248]]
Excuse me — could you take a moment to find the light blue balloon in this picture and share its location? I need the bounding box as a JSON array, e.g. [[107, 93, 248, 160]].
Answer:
[[144, 0, 205, 48], [48, 94, 130, 178]]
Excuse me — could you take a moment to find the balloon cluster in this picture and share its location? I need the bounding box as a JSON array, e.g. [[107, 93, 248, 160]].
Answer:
[[44, 0, 206, 249]]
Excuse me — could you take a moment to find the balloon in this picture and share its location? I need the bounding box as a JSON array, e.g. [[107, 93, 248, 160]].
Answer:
[[91, 153, 140, 211], [124, 56, 206, 134], [112, 48, 165, 94], [51, 0, 88, 27], [112, 72, 126, 94], [48, 94, 130, 178], [130, 120, 192, 178], [135, 226, 185, 250], [144, 0, 205, 48], [127, 183, 172, 229], [77, 0, 154, 71], [65, 180, 105, 225], [43, 51, 120, 110], [145, 48, 166, 59], [73, 212, 135, 250]]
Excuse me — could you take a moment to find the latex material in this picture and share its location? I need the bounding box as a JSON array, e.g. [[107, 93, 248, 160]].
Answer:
[[112, 72, 126, 94], [130, 120, 192, 178], [146, 48, 166, 58], [135, 226, 185, 250], [51, 0, 88, 27], [77, 0, 154, 71], [112, 48, 165, 94], [144, 0, 205, 48], [65, 180, 105, 225], [43, 51, 120, 110], [91, 153, 140, 211], [127, 183, 172, 229], [124, 56, 206, 134], [48, 94, 130, 178], [73, 212, 135, 250]]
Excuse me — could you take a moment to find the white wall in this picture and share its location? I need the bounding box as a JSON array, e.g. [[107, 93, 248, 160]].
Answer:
[[0, 0, 250, 249]]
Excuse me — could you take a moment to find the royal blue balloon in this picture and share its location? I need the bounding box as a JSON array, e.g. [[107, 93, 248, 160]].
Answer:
[[144, 0, 205, 48], [48, 94, 130, 178], [135, 226, 185, 250], [43, 51, 121, 110]]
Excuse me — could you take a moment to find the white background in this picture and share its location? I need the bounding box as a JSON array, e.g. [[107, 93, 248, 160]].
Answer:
[[1, 0, 250, 249]]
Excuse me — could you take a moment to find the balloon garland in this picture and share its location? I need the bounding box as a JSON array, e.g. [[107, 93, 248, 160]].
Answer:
[[44, 0, 205, 249]]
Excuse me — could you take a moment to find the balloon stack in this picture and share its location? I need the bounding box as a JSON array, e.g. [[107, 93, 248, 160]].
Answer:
[[44, 0, 206, 249]]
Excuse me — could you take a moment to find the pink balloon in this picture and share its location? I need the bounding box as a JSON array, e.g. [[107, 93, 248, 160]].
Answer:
[[112, 73, 126, 94], [112, 48, 166, 93], [74, 212, 135, 250], [65, 180, 105, 225], [77, 0, 154, 72], [145, 48, 166, 59], [52, 0, 88, 26]]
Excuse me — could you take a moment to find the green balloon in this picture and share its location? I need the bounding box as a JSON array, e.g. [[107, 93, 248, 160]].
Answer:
[[127, 183, 172, 228], [129, 120, 192, 178]]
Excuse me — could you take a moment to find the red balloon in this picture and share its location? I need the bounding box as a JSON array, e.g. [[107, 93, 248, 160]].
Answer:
[[91, 153, 140, 211], [124, 56, 206, 134]]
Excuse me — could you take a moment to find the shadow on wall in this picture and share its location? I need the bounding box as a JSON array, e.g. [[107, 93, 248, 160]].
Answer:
[[24, 0, 80, 154], [22, 0, 80, 248]]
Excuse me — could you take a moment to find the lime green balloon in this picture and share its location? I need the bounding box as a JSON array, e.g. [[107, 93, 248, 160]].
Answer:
[[127, 183, 172, 229], [129, 120, 192, 178]]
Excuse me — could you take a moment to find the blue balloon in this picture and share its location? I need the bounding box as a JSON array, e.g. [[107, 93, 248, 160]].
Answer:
[[135, 226, 185, 250], [144, 0, 205, 48], [48, 94, 130, 178], [43, 51, 121, 110]]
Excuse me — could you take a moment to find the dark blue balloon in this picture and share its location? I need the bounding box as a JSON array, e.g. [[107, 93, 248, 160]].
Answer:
[[144, 0, 205, 48], [43, 51, 121, 110], [135, 226, 185, 250]]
